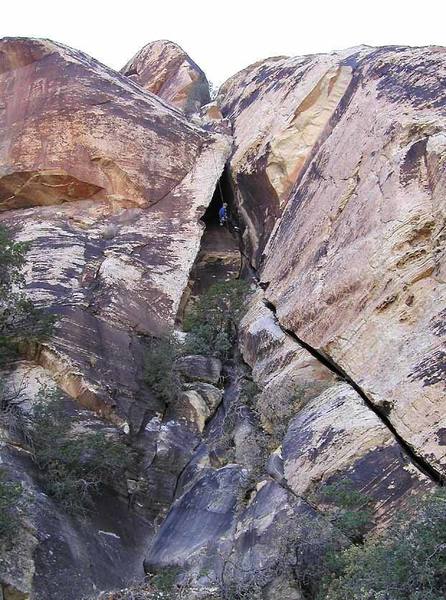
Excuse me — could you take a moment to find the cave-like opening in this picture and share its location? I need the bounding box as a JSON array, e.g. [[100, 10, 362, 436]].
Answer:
[[175, 168, 242, 326], [201, 166, 235, 228]]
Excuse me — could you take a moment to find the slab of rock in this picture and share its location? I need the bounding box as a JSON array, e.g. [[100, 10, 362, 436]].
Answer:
[[144, 465, 247, 574], [0, 37, 231, 425], [168, 390, 211, 432], [239, 291, 431, 523], [219, 48, 370, 266], [168, 382, 224, 432], [121, 40, 210, 114], [175, 355, 222, 384], [183, 382, 223, 414], [239, 292, 336, 437], [223, 45, 446, 478], [141, 418, 200, 517], [282, 382, 432, 522]]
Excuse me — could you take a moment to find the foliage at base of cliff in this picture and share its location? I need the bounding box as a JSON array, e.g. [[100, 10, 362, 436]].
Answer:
[[317, 489, 446, 600], [183, 280, 249, 359]]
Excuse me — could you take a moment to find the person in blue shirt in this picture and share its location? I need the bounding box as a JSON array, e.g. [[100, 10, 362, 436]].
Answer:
[[219, 202, 228, 226]]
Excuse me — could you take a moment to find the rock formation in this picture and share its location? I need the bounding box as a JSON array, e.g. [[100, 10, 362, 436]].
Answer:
[[145, 45, 445, 594], [121, 40, 211, 114], [0, 36, 230, 599], [0, 36, 230, 426], [1, 37, 445, 600], [220, 45, 446, 478]]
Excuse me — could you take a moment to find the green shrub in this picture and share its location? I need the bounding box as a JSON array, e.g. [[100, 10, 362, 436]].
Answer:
[[240, 378, 260, 406], [183, 280, 249, 359], [0, 469, 23, 541], [317, 490, 446, 600], [320, 479, 374, 542], [256, 381, 328, 443], [150, 567, 181, 593], [32, 394, 132, 514], [0, 225, 54, 369], [144, 336, 181, 405], [93, 568, 184, 599]]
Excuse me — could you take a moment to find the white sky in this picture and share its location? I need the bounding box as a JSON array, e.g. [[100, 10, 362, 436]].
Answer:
[[2, 0, 445, 84]]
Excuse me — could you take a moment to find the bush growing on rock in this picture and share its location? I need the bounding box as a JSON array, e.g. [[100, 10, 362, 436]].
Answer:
[[0, 225, 54, 367], [183, 280, 250, 359], [144, 335, 182, 404], [256, 381, 328, 443], [0, 469, 23, 542], [31, 393, 132, 514], [93, 568, 187, 600], [319, 479, 374, 542], [0, 225, 55, 442], [317, 489, 446, 600]]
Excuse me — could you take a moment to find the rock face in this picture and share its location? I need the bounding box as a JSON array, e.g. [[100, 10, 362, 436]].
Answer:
[[121, 40, 211, 114], [142, 46, 446, 594], [0, 363, 152, 600], [143, 296, 431, 595], [0, 37, 230, 426], [0, 36, 230, 599], [2, 37, 446, 600], [220, 46, 446, 477]]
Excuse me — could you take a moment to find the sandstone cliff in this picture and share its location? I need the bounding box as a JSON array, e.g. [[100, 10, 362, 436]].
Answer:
[[0, 38, 445, 600], [0, 36, 230, 599], [144, 45, 445, 596], [0, 37, 230, 426], [220, 45, 446, 477]]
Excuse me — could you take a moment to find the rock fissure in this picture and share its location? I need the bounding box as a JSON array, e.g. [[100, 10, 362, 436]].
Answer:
[[262, 298, 443, 485]]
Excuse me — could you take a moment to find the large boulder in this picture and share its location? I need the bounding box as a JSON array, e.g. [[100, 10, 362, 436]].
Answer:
[[121, 40, 211, 114], [221, 46, 446, 478], [144, 465, 247, 574], [0, 37, 231, 426], [175, 355, 222, 384]]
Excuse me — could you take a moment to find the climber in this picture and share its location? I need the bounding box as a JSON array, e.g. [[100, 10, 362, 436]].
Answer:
[[219, 202, 228, 226]]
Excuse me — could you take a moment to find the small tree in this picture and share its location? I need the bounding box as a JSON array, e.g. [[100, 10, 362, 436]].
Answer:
[[144, 335, 181, 405], [0, 469, 23, 542], [183, 280, 249, 359], [318, 489, 446, 600], [31, 393, 132, 514], [0, 223, 55, 446], [256, 381, 328, 444], [0, 225, 53, 368], [320, 479, 374, 542]]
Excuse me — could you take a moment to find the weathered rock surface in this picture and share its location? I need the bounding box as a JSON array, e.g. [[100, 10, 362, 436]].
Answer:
[[0, 37, 231, 426], [175, 355, 222, 385], [0, 363, 152, 600], [0, 36, 230, 599], [221, 46, 446, 477], [282, 383, 431, 520], [239, 295, 431, 518], [169, 382, 223, 432], [219, 48, 365, 266], [121, 40, 210, 114], [2, 38, 446, 600], [144, 465, 247, 574], [239, 292, 336, 437]]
